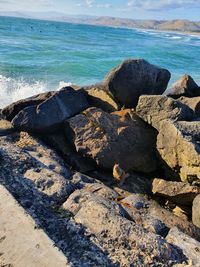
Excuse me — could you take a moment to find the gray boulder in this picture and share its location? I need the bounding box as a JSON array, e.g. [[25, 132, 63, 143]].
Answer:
[[63, 189, 186, 266], [166, 227, 200, 266], [167, 75, 200, 98], [118, 193, 200, 240], [192, 194, 200, 228], [2, 91, 55, 121], [67, 108, 158, 173], [157, 120, 200, 182], [136, 95, 194, 130], [152, 178, 200, 206], [12, 87, 89, 133], [103, 59, 171, 107]]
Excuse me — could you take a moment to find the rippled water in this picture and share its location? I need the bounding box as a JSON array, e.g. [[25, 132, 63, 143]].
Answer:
[[0, 16, 200, 107]]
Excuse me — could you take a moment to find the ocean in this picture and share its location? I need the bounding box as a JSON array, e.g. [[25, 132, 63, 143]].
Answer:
[[0, 16, 200, 108]]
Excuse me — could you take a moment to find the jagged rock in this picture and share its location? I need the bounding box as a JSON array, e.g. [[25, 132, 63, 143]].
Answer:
[[152, 178, 200, 206], [167, 75, 200, 98], [118, 194, 200, 240], [0, 119, 15, 136], [40, 131, 95, 173], [67, 108, 158, 173], [63, 189, 186, 266], [2, 91, 55, 121], [136, 95, 194, 130], [12, 87, 89, 133], [103, 59, 171, 107], [178, 96, 200, 117], [157, 120, 200, 182], [82, 86, 119, 112], [0, 136, 124, 266], [166, 227, 200, 266], [192, 194, 200, 228]]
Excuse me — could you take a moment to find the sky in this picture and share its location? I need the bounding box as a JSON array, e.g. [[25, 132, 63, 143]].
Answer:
[[0, 0, 200, 21]]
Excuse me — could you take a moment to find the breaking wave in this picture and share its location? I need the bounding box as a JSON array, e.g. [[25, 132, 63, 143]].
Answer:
[[0, 75, 71, 108]]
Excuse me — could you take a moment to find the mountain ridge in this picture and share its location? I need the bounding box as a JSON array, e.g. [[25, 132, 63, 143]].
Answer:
[[0, 12, 200, 34]]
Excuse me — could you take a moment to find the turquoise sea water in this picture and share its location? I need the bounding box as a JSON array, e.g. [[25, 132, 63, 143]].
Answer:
[[0, 16, 200, 107]]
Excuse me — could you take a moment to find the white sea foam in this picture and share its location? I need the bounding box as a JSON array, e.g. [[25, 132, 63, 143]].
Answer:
[[0, 75, 72, 108]]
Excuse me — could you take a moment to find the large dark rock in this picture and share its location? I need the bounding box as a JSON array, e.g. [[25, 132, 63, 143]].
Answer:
[[2, 91, 55, 121], [157, 120, 200, 182], [192, 194, 200, 228], [67, 108, 158, 173], [103, 59, 171, 107], [167, 75, 200, 98], [136, 95, 194, 130], [12, 87, 89, 133]]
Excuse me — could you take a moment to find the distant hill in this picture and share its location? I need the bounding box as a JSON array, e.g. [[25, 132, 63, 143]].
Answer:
[[0, 12, 200, 34]]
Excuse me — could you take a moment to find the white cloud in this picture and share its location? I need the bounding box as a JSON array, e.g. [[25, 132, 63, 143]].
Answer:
[[85, 0, 95, 8], [127, 0, 200, 10], [77, 0, 112, 9]]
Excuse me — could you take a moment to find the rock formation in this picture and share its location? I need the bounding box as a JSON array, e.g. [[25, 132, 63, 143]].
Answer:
[[0, 59, 200, 266]]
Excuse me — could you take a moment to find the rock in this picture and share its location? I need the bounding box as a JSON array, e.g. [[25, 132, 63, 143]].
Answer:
[[157, 120, 200, 182], [167, 75, 200, 98], [82, 86, 119, 112], [63, 189, 186, 266], [40, 131, 96, 173], [136, 95, 194, 130], [166, 227, 200, 266], [178, 96, 200, 117], [0, 136, 118, 266], [0, 185, 69, 267], [12, 87, 89, 133], [192, 194, 200, 228], [118, 194, 200, 240], [152, 178, 200, 206], [67, 107, 158, 173], [103, 59, 171, 107], [0, 119, 15, 136], [2, 91, 55, 121]]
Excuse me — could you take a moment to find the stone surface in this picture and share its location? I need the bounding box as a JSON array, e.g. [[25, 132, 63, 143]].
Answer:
[[0, 185, 68, 267], [166, 227, 200, 266], [157, 120, 200, 182], [152, 178, 200, 206], [0, 135, 122, 266], [136, 95, 194, 130], [192, 194, 200, 228], [119, 194, 200, 240], [12, 87, 89, 133], [167, 75, 200, 98], [63, 189, 186, 266], [67, 107, 158, 173], [178, 96, 200, 117], [82, 86, 119, 112], [40, 131, 96, 173], [2, 91, 55, 121], [0, 119, 15, 136], [103, 59, 171, 107]]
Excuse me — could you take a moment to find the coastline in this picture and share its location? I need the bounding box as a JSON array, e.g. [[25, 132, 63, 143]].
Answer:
[[0, 15, 200, 38]]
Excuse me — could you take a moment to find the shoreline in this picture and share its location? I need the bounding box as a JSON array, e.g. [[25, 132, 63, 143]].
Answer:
[[1, 15, 200, 38]]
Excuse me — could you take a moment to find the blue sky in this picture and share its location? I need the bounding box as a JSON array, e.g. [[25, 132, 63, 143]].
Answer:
[[0, 0, 200, 20]]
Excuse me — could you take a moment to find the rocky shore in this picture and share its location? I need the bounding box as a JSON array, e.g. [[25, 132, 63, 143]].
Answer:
[[0, 59, 200, 266]]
